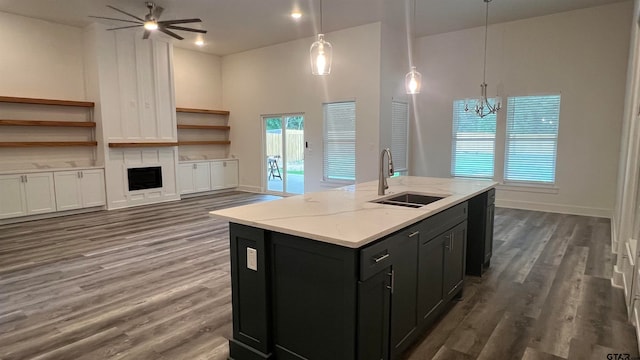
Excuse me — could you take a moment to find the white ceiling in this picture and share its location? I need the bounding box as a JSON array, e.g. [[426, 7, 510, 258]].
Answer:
[[0, 0, 629, 55]]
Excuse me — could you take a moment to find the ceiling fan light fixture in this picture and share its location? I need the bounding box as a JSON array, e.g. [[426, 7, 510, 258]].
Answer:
[[195, 38, 204, 46], [291, 11, 302, 20], [144, 21, 158, 30]]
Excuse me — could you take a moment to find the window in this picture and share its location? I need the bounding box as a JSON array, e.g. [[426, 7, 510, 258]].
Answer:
[[451, 100, 496, 178], [391, 101, 409, 173], [505, 95, 561, 184], [324, 101, 356, 182]]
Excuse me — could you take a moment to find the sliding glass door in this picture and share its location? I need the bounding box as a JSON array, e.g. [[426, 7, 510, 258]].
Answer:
[[263, 114, 304, 194]]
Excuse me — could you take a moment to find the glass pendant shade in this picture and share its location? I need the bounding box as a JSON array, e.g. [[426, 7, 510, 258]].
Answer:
[[310, 34, 332, 75], [405, 66, 422, 94]]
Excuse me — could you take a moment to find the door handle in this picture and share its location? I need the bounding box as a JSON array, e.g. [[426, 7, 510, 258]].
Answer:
[[193, 164, 197, 169], [373, 253, 389, 263], [387, 270, 394, 294]]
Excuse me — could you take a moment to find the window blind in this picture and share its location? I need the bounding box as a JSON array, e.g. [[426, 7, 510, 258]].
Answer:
[[505, 95, 561, 184], [451, 100, 496, 178], [391, 101, 409, 172], [324, 101, 356, 182]]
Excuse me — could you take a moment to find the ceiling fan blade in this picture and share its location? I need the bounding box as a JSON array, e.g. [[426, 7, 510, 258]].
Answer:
[[107, 5, 145, 22], [88, 16, 141, 24], [165, 25, 207, 34], [152, 5, 164, 19], [158, 26, 184, 40], [107, 24, 143, 31], [143, 30, 151, 39], [158, 18, 202, 25]]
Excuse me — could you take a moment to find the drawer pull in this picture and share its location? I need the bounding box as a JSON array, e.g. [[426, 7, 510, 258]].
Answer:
[[408, 231, 420, 238], [373, 253, 389, 263]]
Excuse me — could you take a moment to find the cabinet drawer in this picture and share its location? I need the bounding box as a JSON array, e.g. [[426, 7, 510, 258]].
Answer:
[[420, 202, 468, 240], [360, 236, 395, 281]]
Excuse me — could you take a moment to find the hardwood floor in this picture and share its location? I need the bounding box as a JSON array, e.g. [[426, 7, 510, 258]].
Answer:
[[0, 192, 636, 359]]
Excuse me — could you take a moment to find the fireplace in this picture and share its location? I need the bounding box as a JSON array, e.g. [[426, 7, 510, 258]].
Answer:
[[128, 166, 163, 191]]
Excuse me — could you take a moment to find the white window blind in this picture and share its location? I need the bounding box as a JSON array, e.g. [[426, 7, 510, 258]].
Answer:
[[505, 95, 561, 184], [391, 101, 409, 172], [451, 100, 496, 178], [324, 101, 356, 182]]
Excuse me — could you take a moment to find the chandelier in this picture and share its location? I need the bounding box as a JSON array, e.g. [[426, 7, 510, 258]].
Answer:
[[465, 0, 501, 118]]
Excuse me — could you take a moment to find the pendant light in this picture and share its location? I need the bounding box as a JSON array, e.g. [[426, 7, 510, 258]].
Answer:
[[465, 0, 501, 118], [405, 0, 422, 94], [310, 0, 332, 75]]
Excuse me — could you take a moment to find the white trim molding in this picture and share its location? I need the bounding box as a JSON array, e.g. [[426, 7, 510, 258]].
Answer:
[[496, 199, 611, 218]]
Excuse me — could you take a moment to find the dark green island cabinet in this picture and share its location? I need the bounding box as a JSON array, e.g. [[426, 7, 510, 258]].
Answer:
[[226, 188, 494, 360]]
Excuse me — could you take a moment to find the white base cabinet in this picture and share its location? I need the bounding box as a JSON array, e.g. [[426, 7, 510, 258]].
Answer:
[[0, 173, 56, 219], [179, 162, 211, 194], [179, 159, 238, 195], [0, 169, 105, 220], [54, 169, 106, 211]]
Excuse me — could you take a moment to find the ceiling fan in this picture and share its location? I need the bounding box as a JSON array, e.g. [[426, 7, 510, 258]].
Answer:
[[89, 1, 207, 40]]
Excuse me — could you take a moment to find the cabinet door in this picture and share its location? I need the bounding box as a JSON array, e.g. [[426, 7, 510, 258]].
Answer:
[[0, 175, 27, 218], [54, 171, 82, 211], [444, 221, 467, 298], [24, 172, 56, 215], [358, 266, 391, 360], [178, 163, 195, 194], [484, 204, 494, 265], [390, 229, 419, 357], [418, 234, 445, 321], [210, 161, 225, 190], [80, 170, 106, 208], [223, 160, 239, 188], [193, 162, 211, 192]]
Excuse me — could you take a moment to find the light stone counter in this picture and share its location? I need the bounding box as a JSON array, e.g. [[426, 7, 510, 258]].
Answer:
[[210, 176, 497, 248]]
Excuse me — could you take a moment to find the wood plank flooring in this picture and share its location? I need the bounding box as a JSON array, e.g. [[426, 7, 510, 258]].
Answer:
[[0, 192, 636, 359]]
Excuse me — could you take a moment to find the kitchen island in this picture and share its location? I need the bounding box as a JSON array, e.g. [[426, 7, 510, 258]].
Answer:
[[210, 176, 497, 360]]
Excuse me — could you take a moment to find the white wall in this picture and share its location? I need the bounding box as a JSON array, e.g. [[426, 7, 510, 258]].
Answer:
[[412, 2, 633, 217], [0, 11, 85, 100], [173, 47, 223, 109], [379, 22, 411, 157], [222, 23, 382, 193]]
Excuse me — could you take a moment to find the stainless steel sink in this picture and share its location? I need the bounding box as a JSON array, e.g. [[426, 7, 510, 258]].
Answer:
[[371, 193, 444, 208]]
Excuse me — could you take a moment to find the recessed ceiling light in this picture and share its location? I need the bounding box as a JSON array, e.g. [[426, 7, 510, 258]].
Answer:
[[291, 11, 302, 19]]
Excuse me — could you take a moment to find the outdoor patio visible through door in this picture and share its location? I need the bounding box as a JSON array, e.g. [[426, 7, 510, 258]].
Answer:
[[263, 114, 304, 194]]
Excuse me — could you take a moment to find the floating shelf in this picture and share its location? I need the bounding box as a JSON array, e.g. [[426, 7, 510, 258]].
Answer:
[[176, 107, 230, 115], [0, 120, 96, 127], [0, 96, 94, 108], [176, 124, 230, 130], [0, 141, 98, 147], [108, 142, 179, 148], [177, 141, 231, 146]]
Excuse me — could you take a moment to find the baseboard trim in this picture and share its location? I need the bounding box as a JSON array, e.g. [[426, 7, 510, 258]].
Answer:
[[0, 206, 105, 225], [107, 195, 181, 210], [612, 265, 624, 288], [238, 185, 263, 193], [495, 199, 611, 218]]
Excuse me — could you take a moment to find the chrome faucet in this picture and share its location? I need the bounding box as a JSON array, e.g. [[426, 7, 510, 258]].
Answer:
[[378, 148, 394, 195]]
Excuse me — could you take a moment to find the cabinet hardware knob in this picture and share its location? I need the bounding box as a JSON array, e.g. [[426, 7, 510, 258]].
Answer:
[[408, 231, 420, 238], [373, 253, 390, 263], [388, 270, 395, 294]]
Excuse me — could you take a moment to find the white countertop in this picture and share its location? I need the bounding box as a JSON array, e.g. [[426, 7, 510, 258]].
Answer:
[[210, 176, 497, 248]]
